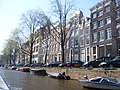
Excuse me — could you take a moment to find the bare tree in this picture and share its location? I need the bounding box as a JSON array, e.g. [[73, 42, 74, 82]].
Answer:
[[46, 0, 75, 63], [20, 9, 47, 64]]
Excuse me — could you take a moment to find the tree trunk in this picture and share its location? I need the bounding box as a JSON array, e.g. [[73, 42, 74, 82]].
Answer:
[[29, 41, 33, 64], [44, 48, 48, 64], [61, 44, 65, 63]]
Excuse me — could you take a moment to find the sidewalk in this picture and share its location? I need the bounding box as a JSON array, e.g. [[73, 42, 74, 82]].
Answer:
[[0, 75, 10, 90]]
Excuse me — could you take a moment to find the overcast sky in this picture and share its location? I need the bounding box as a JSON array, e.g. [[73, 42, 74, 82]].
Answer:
[[0, 0, 99, 53]]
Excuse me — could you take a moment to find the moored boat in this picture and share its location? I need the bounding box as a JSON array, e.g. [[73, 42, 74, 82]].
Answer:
[[80, 76, 120, 90], [47, 72, 70, 80], [10, 66, 17, 70], [30, 69, 47, 76], [18, 67, 30, 72]]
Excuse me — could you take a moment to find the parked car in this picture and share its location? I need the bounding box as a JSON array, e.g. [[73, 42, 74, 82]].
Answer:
[[31, 63, 44, 67], [58, 62, 67, 67], [59, 60, 84, 68], [82, 57, 115, 69], [24, 64, 31, 67], [99, 56, 120, 69], [47, 61, 62, 67]]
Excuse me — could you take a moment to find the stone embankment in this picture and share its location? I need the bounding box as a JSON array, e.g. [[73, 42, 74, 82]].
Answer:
[[41, 68, 120, 80]]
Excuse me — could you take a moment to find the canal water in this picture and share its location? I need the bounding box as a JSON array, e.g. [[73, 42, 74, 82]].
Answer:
[[0, 68, 90, 90]]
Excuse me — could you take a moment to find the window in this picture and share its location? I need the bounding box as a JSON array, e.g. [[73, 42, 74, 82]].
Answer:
[[105, 16, 111, 24], [106, 28, 112, 39], [66, 41, 69, 49], [55, 44, 57, 51], [98, 19, 104, 27], [119, 45, 120, 56], [87, 48, 89, 54], [80, 30, 84, 36], [116, 9, 120, 19], [92, 13, 96, 19], [85, 26, 90, 34], [104, 0, 111, 6], [92, 22, 97, 29], [116, 23, 120, 28], [36, 46, 38, 52], [92, 33, 97, 42], [117, 28, 120, 38], [75, 29, 78, 35], [80, 37, 84, 46], [71, 38, 74, 47], [116, 0, 120, 6], [98, 3, 103, 10], [75, 38, 78, 47], [34, 47, 35, 52], [91, 7, 97, 13], [98, 10, 103, 17], [99, 30, 104, 41], [71, 30, 74, 36], [86, 36, 90, 45], [36, 39, 39, 44], [105, 6, 110, 13], [93, 47, 96, 54]]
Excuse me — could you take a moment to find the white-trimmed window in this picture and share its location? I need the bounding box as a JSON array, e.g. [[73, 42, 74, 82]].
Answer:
[[92, 13, 96, 19], [117, 28, 120, 38], [106, 28, 112, 39], [71, 29, 74, 36], [105, 6, 110, 13], [92, 33, 97, 42], [98, 19, 104, 28], [75, 37, 78, 47], [99, 30, 104, 41], [98, 10, 103, 17], [80, 37, 84, 46], [116, 0, 120, 6], [105, 16, 111, 24], [75, 29, 78, 35], [119, 45, 120, 56], [104, 0, 111, 6], [116, 23, 120, 28], [85, 26, 90, 34], [86, 35, 90, 45], [98, 3, 103, 10], [80, 30, 84, 36], [92, 22, 97, 29], [116, 9, 120, 19], [71, 38, 74, 47]]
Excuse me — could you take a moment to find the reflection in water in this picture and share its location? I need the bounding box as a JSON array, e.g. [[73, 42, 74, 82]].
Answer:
[[0, 68, 90, 90]]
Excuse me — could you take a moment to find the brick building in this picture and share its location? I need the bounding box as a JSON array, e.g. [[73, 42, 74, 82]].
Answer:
[[90, 0, 120, 59]]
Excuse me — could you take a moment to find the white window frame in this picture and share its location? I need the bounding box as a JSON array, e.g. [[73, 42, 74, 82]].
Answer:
[[99, 30, 104, 41], [116, 9, 120, 19], [98, 10, 103, 17], [92, 33, 97, 43], [106, 28, 112, 39], [105, 16, 111, 24], [98, 19, 104, 28], [105, 6, 110, 13], [92, 13, 96, 19], [92, 22, 97, 29]]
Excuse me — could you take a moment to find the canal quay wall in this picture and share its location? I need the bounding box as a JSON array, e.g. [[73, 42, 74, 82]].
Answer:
[[42, 68, 120, 80]]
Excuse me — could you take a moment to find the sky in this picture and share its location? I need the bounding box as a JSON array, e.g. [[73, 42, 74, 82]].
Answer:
[[0, 0, 100, 53]]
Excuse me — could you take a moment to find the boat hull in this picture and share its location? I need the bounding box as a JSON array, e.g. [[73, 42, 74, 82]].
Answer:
[[47, 72, 70, 80], [80, 80, 120, 90], [30, 69, 47, 76], [18, 67, 30, 72]]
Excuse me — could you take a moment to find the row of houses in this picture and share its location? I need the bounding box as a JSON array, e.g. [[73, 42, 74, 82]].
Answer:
[[16, 0, 120, 64]]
